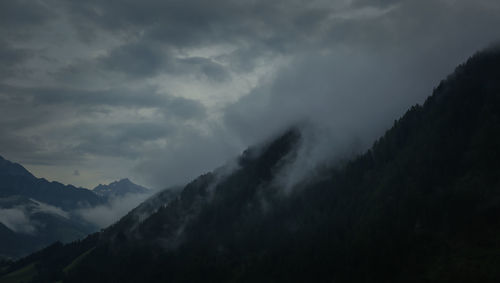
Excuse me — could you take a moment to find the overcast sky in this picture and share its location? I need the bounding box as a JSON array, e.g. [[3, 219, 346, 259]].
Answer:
[[1, 0, 499, 189]]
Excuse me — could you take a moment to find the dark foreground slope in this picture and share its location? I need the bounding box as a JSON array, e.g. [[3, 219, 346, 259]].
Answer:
[[3, 47, 500, 283]]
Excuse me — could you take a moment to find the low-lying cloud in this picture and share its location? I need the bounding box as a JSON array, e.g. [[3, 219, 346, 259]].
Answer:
[[31, 199, 69, 219], [0, 199, 76, 235], [0, 207, 36, 234], [77, 192, 153, 228]]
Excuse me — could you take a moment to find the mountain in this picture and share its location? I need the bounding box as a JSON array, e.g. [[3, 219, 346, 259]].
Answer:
[[93, 178, 149, 198], [2, 47, 500, 282], [0, 157, 104, 259], [0, 157, 151, 259], [0, 156, 102, 210]]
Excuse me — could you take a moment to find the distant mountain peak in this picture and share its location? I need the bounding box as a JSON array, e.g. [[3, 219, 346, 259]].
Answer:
[[93, 178, 149, 198], [115, 178, 133, 184], [0, 156, 34, 178]]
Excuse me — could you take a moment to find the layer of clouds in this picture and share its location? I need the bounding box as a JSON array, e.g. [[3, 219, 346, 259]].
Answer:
[[30, 199, 69, 219], [77, 192, 153, 228], [0, 207, 36, 234], [0, 0, 499, 189], [0, 199, 69, 234]]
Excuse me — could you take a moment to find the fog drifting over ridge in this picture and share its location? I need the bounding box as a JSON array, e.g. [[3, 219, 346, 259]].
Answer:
[[77, 192, 154, 228], [0, 0, 499, 189]]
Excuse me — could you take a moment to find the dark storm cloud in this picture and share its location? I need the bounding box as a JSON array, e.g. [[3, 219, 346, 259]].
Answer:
[[0, 119, 174, 166], [99, 42, 166, 78], [0, 0, 52, 30], [0, 84, 163, 107], [176, 57, 230, 82], [160, 95, 207, 120], [0, 120, 173, 167], [352, 0, 402, 8], [0, 41, 32, 78], [72, 122, 175, 158], [58, 0, 339, 58], [0, 42, 30, 67], [1, 0, 500, 189], [59, 0, 264, 45], [58, 0, 500, 84], [0, 83, 205, 119], [0, 81, 205, 168], [97, 41, 230, 81], [0, 132, 85, 166]]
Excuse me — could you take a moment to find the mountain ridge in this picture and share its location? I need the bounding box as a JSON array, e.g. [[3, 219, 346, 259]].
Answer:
[[0, 155, 34, 178], [0, 157, 151, 259], [0, 157, 101, 211], [93, 178, 149, 198]]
